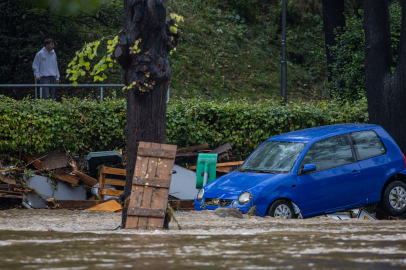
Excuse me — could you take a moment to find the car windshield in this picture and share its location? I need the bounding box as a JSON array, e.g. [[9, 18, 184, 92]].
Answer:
[[240, 141, 306, 173]]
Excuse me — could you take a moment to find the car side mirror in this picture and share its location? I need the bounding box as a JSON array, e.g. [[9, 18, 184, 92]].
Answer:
[[302, 164, 316, 173]]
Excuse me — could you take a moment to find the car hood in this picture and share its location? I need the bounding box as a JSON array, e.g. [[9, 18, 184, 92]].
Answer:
[[203, 171, 289, 198]]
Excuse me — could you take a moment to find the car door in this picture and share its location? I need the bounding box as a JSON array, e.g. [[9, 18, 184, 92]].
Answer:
[[350, 130, 388, 203], [297, 134, 363, 215]]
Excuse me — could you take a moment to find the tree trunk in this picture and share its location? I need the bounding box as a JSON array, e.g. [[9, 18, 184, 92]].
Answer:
[[322, 0, 345, 83], [116, 0, 180, 227], [364, 0, 406, 152]]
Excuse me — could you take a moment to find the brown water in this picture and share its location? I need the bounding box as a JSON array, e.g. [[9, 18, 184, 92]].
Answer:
[[1, 209, 406, 269]]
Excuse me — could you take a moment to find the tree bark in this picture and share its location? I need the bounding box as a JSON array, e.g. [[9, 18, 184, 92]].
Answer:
[[322, 0, 345, 83], [364, 0, 406, 152], [117, 0, 180, 227]]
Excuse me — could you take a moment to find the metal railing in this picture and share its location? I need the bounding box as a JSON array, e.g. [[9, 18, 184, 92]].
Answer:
[[0, 83, 124, 102], [0, 83, 171, 102]]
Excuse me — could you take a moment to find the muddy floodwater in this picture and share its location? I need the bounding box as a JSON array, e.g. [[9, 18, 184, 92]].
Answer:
[[1, 210, 406, 269]]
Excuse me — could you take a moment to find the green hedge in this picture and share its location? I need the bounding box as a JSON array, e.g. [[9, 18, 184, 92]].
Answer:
[[0, 95, 368, 155]]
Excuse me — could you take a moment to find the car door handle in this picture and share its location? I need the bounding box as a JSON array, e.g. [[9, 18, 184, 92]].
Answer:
[[351, 170, 361, 175]]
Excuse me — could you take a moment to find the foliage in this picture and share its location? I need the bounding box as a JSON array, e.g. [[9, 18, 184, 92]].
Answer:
[[28, 0, 105, 14], [0, 96, 368, 155], [66, 36, 118, 85], [165, 0, 328, 102], [329, 3, 402, 101]]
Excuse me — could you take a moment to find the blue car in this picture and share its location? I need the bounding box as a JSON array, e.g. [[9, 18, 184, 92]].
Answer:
[[194, 124, 406, 218]]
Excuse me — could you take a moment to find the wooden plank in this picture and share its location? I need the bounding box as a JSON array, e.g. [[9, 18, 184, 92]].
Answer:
[[127, 207, 166, 218], [54, 171, 79, 186], [22, 155, 43, 170], [133, 176, 170, 188], [148, 143, 177, 230], [0, 167, 20, 173], [210, 143, 231, 154], [169, 200, 195, 210], [0, 190, 22, 195], [0, 184, 22, 189], [126, 142, 151, 229], [101, 167, 126, 176], [105, 178, 126, 186], [216, 167, 232, 173], [0, 174, 17, 185], [137, 147, 176, 159], [188, 161, 244, 170], [176, 152, 199, 158], [177, 144, 209, 153], [48, 200, 109, 209], [101, 189, 123, 197], [98, 167, 106, 200], [33, 150, 68, 170], [87, 200, 122, 212], [72, 170, 98, 187]]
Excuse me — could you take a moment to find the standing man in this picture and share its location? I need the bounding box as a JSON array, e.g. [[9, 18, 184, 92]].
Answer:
[[32, 38, 60, 100]]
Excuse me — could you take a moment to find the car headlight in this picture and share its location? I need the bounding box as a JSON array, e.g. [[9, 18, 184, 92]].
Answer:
[[197, 189, 204, 201], [238, 191, 252, 205]]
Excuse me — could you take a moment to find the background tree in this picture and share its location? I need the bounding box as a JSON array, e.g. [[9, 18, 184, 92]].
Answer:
[[114, 0, 181, 227], [321, 0, 345, 84], [364, 0, 406, 151]]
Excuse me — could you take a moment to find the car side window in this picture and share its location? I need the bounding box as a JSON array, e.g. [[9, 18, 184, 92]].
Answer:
[[350, 130, 387, 160], [300, 134, 354, 173]]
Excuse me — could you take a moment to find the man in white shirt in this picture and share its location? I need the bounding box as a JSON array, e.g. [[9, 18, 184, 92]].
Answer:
[[32, 38, 60, 100]]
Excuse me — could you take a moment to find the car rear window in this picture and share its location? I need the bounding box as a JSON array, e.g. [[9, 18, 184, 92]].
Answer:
[[300, 134, 354, 173], [350, 130, 387, 160]]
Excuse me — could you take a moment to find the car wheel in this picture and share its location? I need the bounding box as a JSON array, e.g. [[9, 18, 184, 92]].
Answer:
[[381, 181, 406, 216], [267, 199, 295, 219]]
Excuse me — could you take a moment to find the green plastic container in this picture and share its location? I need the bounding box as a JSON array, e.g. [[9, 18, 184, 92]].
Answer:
[[196, 153, 218, 189]]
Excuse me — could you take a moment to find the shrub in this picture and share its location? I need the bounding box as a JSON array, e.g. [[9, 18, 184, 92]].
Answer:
[[0, 96, 368, 155]]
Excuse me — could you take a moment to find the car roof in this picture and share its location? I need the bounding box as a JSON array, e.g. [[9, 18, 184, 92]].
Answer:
[[267, 123, 381, 143]]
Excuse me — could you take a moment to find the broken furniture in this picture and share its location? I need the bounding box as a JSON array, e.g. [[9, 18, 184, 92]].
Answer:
[[84, 151, 123, 178], [125, 142, 177, 230], [98, 166, 126, 200]]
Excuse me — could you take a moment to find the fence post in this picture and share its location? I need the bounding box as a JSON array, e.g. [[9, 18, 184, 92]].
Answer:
[[100, 87, 103, 102], [40, 87, 42, 100], [35, 79, 37, 102]]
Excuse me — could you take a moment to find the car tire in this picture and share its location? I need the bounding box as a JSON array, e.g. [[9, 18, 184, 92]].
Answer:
[[266, 199, 296, 219], [381, 180, 406, 216]]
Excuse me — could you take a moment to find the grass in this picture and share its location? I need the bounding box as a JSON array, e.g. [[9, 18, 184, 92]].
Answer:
[[68, 0, 330, 102]]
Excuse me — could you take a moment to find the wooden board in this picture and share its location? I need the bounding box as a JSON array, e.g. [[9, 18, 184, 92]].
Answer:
[[210, 143, 231, 154], [169, 199, 194, 210], [125, 142, 177, 230], [54, 170, 79, 186], [177, 144, 209, 153], [105, 178, 126, 186], [101, 189, 123, 197], [72, 170, 98, 187], [22, 155, 43, 170], [47, 200, 109, 209], [33, 150, 68, 170], [188, 161, 244, 170], [101, 167, 126, 176], [0, 174, 17, 185], [0, 184, 22, 189], [87, 200, 122, 212], [133, 176, 170, 188], [137, 147, 176, 159]]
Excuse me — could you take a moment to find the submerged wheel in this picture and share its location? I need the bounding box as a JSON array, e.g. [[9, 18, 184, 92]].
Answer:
[[381, 181, 406, 216], [267, 199, 295, 219]]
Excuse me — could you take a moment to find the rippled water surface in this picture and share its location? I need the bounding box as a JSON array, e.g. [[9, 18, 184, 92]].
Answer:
[[1, 209, 406, 269]]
